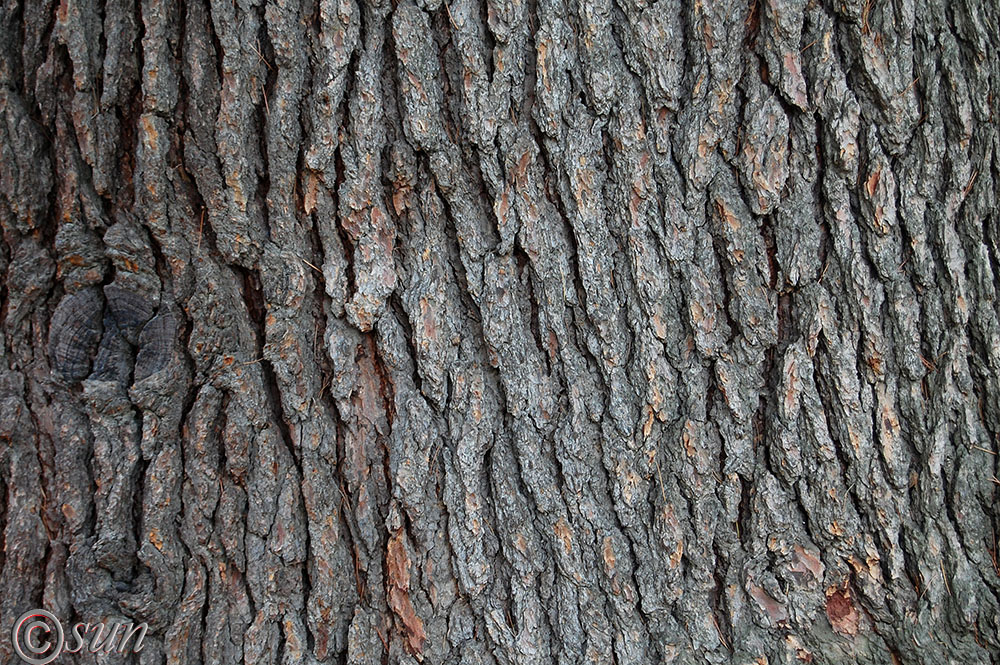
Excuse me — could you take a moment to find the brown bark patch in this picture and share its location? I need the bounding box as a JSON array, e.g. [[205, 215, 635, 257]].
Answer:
[[387, 530, 426, 656], [749, 583, 788, 624], [790, 545, 824, 581], [825, 583, 859, 636]]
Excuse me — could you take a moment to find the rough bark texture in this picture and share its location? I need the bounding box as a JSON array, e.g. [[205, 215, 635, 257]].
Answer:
[[1, 0, 999, 663]]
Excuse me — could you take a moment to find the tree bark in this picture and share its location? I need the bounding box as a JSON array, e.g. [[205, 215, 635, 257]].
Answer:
[[1, 0, 999, 663]]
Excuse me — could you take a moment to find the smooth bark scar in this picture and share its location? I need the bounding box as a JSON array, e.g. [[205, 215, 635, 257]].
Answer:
[[48, 288, 104, 382]]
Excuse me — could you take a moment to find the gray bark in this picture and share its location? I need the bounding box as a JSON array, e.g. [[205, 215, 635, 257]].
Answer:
[[1, 0, 999, 663]]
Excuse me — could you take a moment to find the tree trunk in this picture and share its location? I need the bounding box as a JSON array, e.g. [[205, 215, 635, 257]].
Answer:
[[1, 0, 999, 662]]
